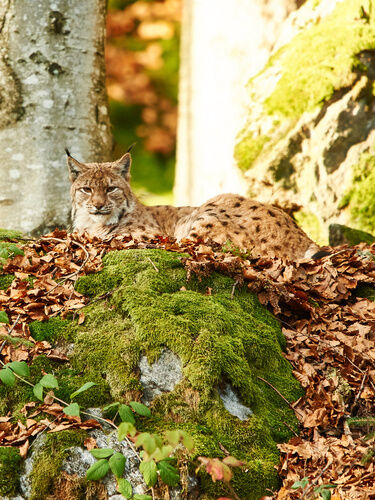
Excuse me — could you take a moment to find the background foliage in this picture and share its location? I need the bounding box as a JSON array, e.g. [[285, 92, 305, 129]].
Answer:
[[106, 0, 181, 204]]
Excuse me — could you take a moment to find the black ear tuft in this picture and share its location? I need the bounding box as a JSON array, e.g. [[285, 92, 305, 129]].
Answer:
[[65, 148, 71, 157], [126, 142, 136, 154]]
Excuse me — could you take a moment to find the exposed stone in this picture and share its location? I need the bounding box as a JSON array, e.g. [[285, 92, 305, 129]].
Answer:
[[139, 348, 183, 404], [218, 382, 253, 421]]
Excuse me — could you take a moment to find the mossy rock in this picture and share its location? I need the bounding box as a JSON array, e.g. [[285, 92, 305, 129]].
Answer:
[[73, 249, 301, 498], [234, 0, 375, 243], [0, 248, 302, 499], [329, 223, 375, 246]]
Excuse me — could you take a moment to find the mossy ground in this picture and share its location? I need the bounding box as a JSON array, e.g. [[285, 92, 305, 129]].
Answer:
[[0, 248, 302, 499], [0, 446, 21, 497]]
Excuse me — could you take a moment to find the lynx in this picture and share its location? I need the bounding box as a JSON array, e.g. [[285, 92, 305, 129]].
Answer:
[[67, 148, 321, 261]]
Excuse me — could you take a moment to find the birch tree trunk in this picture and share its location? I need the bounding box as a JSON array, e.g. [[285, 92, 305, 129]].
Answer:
[[174, 0, 298, 206], [0, 0, 112, 235]]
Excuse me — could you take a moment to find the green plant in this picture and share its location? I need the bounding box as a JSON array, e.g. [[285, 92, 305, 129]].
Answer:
[[292, 476, 337, 499], [0, 333, 243, 499]]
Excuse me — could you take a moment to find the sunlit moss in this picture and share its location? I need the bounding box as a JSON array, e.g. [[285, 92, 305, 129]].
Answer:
[[264, 1, 375, 117], [344, 152, 375, 233], [0, 446, 21, 496]]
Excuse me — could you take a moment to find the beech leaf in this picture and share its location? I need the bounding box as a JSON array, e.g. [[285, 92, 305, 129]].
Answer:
[[39, 373, 58, 389], [90, 448, 114, 459], [0, 310, 9, 324], [119, 404, 136, 424], [9, 361, 30, 378], [0, 367, 15, 386], [63, 402, 80, 416]]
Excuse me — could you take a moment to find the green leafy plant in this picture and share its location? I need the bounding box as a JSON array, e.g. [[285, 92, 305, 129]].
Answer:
[[221, 240, 252, 259], [0, 310, 10, 324], [291, 476, 337, 500], [87, 403, 194, 498], [0, 241, 24, 266], [0, 327, 243, 499]]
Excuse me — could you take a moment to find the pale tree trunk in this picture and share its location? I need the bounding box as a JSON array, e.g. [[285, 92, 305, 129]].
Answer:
[[0, 0, 112, 235], [175, 0, 298, 206]]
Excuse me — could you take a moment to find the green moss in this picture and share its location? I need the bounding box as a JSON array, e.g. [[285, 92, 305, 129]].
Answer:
[[234, 131, 270, 171], [344, 152, 375, 233], [355, 283, 375, 301], [0, 274, 14, 290], [29, 317, 70, 342], [29, 430, 86, 500], [71, 248, 302, 498], [0, 228, 23, 240], [0, 446, 21, 496], [264, 1, 375, 118]]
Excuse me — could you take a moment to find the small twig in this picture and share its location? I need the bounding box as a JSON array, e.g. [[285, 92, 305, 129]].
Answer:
[[231, 280, 239, 300], [7, 314, 21, 336], [0, 340, 6, 356], [300, 460, 333, 499], [150, 487, 156, 500], [146, 256, 159, 272], [351, 367, 369, 411], [257, 376, 304, 418], [282, 420, 299, 436], [321, 248, 351, 261]]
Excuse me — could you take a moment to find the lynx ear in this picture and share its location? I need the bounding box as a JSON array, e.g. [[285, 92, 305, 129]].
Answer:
[[65, 149, 87, 182], [113, 151, 132, 179]]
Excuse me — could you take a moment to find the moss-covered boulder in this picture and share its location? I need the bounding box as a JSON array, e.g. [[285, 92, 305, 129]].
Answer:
[[235, 0, 375, 244], [0, 248, 302, 499], [329, 223, 375, 246]]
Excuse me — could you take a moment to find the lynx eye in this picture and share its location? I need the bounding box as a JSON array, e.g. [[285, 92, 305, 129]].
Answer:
[[79, 187, 91, 194], [107, 186, 118, 193]]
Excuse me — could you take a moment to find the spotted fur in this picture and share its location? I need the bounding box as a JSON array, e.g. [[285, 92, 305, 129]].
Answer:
[[67, 151, 319, 260]]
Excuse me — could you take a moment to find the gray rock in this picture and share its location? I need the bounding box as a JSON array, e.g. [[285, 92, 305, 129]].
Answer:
[[139, 348, 183, 403], [61, 428, 147, 497], [219, 382, 253, 420]]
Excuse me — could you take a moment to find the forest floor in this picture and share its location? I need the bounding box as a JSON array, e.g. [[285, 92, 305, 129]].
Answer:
[[0, 230, 374, 499]]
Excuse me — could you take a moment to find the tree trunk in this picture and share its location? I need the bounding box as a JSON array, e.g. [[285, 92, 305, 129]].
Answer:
[[0, 0, 112, 235], [174, 0, 298, 206]]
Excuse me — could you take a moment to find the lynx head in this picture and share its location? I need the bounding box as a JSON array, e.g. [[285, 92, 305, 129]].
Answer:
[[66, 146, 137, 233]]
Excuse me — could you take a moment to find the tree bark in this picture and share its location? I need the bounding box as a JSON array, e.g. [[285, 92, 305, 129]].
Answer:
[[0, 0, 112, 235], [174, 0, 298, 206]]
